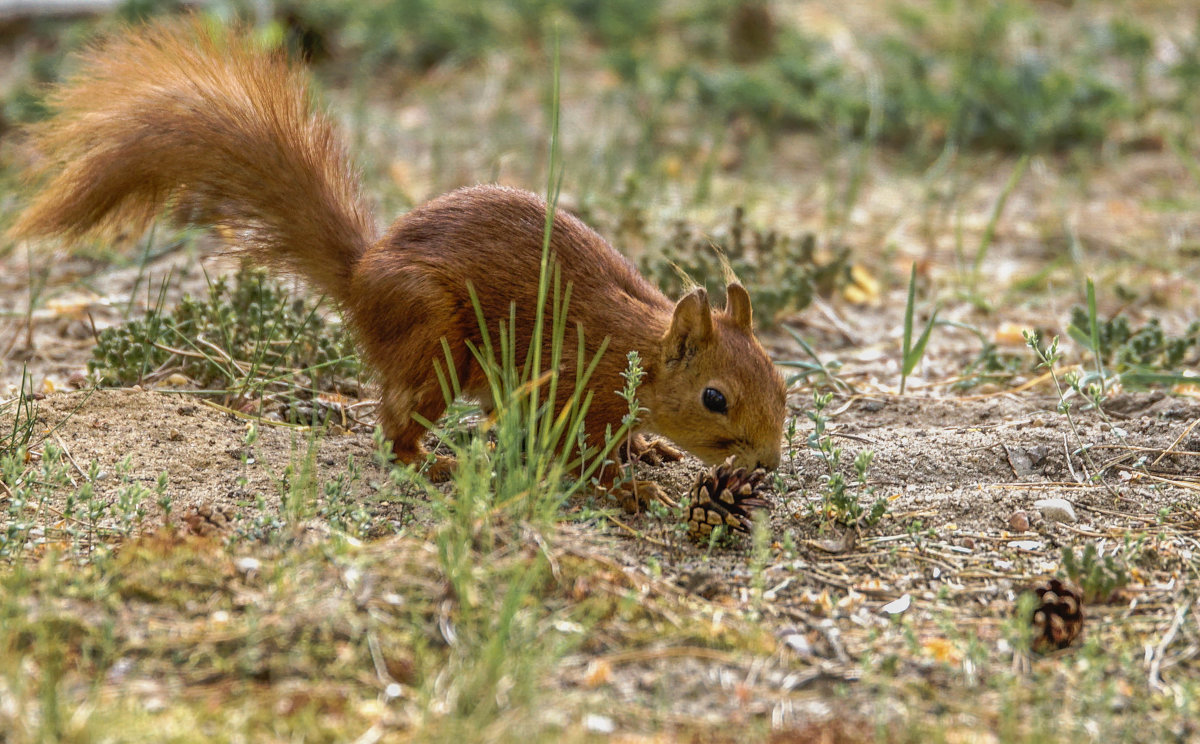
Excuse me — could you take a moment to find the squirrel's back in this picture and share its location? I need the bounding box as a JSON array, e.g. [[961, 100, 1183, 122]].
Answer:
[[11, 18, 374, 302], [371, 184, 672, 320]]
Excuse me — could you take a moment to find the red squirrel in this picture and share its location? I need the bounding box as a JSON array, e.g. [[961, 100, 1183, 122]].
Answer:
[[11, 19, 787, 502]]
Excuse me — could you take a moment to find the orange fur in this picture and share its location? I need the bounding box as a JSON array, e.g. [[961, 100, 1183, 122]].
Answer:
[[13, 19, 372, 298], [12, 19, 787, 480]]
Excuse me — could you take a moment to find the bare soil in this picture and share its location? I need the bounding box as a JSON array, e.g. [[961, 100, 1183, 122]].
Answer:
[[9, 372, 1200, 733], [24, 363, 1199, 544]]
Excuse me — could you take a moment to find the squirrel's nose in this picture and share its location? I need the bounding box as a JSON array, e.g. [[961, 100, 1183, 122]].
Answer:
[[755, 450, 781, 471]]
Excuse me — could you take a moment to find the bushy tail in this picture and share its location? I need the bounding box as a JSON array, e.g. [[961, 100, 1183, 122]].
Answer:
[[11, 18, 375, 302]]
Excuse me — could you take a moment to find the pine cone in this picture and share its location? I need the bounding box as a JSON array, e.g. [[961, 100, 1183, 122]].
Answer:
[[686, 457, 771, 539], [1031, 579, 1084, 652], [182, 503, 234, 537]]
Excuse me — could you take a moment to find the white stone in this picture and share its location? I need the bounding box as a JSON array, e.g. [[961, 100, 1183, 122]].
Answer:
[[584, 714, 615, 734], [1034, 498, 1078, 523], [880, 594, 911, 615], [234, 556, 261, 574], [1007, 540, 1043, 551]]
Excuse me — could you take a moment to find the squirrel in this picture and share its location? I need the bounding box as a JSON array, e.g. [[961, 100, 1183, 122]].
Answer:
[[10, 19, 787, 504]]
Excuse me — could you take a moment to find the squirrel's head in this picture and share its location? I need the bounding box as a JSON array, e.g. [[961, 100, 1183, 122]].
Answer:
[[648, 283, 786, 471]]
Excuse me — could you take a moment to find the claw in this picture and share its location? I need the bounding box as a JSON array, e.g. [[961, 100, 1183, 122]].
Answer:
[[610, 479, 678, 513], [624, 435, 684, 467]]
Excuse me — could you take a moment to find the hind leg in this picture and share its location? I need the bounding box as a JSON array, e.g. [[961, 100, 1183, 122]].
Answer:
[[378, 377, 456, 481], [350, 268, 469, 482]]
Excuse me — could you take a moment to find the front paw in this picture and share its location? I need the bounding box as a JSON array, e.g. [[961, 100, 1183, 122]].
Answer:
[[610, 479, 678, 513], [423, 454, 457, 483], [625, 436, 684, 466]]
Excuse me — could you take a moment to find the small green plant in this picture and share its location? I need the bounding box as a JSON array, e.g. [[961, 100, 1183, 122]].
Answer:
[[701, 523, 738, 553], [656, 492, 696, 555], [781, 414, 800, 484], [1004, 590, 1041, 654], [110, 455, 151, 539], [318, 455, 374, 538], [615, 350, 648, 490], [280, 433, 319, 527], [155, 471, 172, 521], [943, 320, 1031, 390], [1062, 543, 1130, 604], [1024, 330, 1115, 492], [807, 390, 885, 529], [4, 445, 91, 562], [777, 328, 849, 392], [0, 438, 159, 565], [900, 263, 938, 394], [370, 426, 426, 528], [1067, 297, 1199, 388], [89, 267, 361, 397]]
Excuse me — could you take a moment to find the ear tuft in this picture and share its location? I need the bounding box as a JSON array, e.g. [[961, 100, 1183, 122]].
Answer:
[[725, 282, 752, 331]]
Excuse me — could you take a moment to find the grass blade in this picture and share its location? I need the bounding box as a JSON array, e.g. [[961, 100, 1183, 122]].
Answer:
[[901, 263, 939, 394], [972, 153, 1030, 280]]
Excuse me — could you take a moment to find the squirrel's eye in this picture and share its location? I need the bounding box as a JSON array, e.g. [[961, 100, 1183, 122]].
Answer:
[[702, 387, 728, 414]]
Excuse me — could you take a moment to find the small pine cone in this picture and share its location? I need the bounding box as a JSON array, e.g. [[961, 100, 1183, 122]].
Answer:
[[1031, 579, 1084, 652], [182, 503, 234, 537], [686, 457, 771, 539]]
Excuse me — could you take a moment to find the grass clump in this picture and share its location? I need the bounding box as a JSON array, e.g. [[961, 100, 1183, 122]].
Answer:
[[275, 0, 668, 77], [638, 207, 853, 327], [684, 0, 1145, 154], [89, 267, 360, 397], [1, 441, 163, 565], [1067, 305, 1200, 387], [874, 2, 1128, 153], [1062, 543, 1130, 604], [0, 368, 37, 456]]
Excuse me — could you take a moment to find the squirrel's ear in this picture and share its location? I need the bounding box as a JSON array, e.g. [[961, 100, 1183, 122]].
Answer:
[[665, 288, 714, 363], [725, 282, 752, 331]]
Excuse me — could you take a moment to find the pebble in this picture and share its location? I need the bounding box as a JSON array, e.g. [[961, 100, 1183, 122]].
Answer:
[[780, 631, 812, 656], [880, 594, 911, 615], [1026, 445, 1048, 468], [584, 714, 615, 734], [1008, 540, 1043, 551], [1009, 510, 1030, 532], [1034, 498, 1077, 523], [234, 556, 261, 574]]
